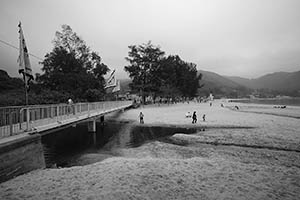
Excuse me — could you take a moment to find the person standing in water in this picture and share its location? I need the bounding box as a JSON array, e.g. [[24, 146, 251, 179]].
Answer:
[[139, 112, 144, 124], [192, 111, 197, 124]]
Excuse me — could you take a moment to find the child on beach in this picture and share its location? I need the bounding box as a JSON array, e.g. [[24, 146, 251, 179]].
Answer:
[[185, 112, 192, 118], [139, 112, 144, 124], [192, 111, 197, 124]]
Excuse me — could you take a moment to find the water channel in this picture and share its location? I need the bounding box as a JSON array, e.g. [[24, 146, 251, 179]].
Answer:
[[41, 117, 198, 168]]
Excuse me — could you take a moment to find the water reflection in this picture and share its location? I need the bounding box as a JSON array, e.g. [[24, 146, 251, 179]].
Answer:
[[42, 121, 117, 167]]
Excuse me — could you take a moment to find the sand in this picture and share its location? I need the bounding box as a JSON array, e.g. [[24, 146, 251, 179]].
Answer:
[[0, 100, 300, 200]]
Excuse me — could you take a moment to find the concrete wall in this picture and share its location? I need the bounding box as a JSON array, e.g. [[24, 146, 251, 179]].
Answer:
[[0, 134, 45, 183]]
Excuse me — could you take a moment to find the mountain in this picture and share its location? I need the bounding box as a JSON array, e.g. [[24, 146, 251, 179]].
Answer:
[[226, 71, 300, 92], [198, 70, 241, 89], [119, 79, 131, 93], [197, 70, 250, 97], [0, 69, 23, 92], [224, 76, 252, 87]]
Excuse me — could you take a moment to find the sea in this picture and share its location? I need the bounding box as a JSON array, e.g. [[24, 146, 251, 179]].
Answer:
[[230, 97, 300, 106]]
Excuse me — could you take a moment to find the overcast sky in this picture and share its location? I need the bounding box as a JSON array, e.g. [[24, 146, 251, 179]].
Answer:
[[0, 0, 300, 79]]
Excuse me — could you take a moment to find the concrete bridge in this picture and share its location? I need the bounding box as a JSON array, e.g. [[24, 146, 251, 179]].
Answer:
[[0, 100, 133, 139]]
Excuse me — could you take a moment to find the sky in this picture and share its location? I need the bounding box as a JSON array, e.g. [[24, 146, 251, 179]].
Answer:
[[0, 0, 300, 79]]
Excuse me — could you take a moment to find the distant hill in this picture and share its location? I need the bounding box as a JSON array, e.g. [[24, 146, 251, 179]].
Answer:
[[226, 71, 300, 92], [0, 69, 25, 106], [198, 70, 241, 89], [0, 69, 23, 92], [197, 70, 250, 97], [119, 79, 131, 93]]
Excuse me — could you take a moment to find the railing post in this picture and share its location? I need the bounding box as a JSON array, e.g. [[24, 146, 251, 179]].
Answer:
[[26, 107, 30, 131], [19, 108, 23, 130], [9, 110, 13, 136], [56, 105, 59, 122], [52, 106, 54, 118], [41, 107, 44, 120]]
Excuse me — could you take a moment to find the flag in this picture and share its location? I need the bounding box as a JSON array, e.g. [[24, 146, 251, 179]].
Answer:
[[104, 69, 116, 89], [18, 22, 34, 89], [112, 80, 121, 93]]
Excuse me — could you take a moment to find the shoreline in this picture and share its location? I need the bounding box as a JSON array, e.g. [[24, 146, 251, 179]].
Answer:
[[229, 97, 300, 107]]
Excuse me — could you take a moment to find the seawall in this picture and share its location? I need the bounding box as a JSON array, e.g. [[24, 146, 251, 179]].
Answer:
[[0, 134, 45, 183]]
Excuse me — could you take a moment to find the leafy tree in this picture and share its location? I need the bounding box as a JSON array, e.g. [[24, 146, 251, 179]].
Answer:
[[124, 41, 165, 103], [38, 25, 109, 102], [158, 55, 201, 97], [155, 55, 181, 97], [124, 42, 202, 101]]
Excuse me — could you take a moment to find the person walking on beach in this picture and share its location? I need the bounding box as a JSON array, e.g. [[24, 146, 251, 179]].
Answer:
[[192, 111, 197, 124], [139, 112, 144, 124], [202, 114, 206, 122]]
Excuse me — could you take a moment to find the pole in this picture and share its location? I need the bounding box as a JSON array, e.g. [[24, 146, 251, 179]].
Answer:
[[23, 75, 30, 131], [25, 84, 28, 105], [23, 74, 28, 105]]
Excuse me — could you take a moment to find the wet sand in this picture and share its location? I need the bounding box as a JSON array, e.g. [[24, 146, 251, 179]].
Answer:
[[1, 100, 300, 200]]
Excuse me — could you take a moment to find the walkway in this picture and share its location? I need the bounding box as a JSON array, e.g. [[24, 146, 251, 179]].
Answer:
[[0, 101, 132, 139]]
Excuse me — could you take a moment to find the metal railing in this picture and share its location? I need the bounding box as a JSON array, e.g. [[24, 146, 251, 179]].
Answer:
[[0, 101, 132, 139]]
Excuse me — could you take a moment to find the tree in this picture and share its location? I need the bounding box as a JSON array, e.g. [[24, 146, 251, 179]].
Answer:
[[39, 25, 109, 102], [155, 55, 181, 97], [124, 42, 202, 101], [124, 41, 165, 103], [157, 55, 202, 97]]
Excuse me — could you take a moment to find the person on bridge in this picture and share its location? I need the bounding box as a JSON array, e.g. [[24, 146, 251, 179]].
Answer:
[[139, 112, 144, 124], [68, 98, 74, 114], [68, 98, 73, 104]]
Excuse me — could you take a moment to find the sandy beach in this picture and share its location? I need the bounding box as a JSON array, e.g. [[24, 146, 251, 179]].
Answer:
[[0, 100, 300, 200]]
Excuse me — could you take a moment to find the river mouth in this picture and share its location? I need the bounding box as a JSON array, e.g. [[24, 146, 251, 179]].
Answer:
[[42, 119, 289, 169], [41, 119, 209, 168]]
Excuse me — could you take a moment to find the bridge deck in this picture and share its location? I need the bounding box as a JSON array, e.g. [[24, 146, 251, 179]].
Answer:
[[0, 101, 132, 139]]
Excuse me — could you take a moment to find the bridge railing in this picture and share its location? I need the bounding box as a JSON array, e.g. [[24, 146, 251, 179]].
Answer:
[[0, 101, 132, 139]]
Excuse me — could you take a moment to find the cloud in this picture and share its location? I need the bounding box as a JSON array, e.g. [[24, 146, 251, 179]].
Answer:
[[0, 0, 300, 79]]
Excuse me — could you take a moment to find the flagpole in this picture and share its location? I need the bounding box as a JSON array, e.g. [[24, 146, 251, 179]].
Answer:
[[22, 68, 28, 105], [18, 22, 33, 131], [24, 81, 28, 105]]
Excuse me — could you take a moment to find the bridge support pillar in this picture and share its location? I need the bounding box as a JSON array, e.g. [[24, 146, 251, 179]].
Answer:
[[88, 118, 97, 146], [100, 115, 104, 125], [88, 118, 96, 133]]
